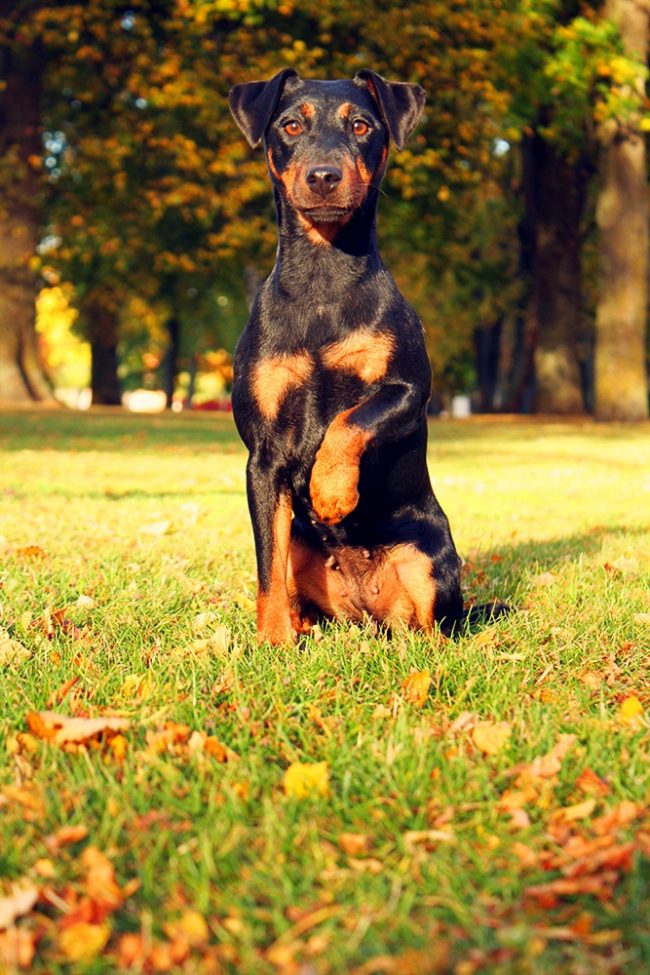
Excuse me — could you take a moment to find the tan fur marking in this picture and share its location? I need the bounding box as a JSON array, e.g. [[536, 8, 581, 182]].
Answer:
[[337, 102, 354, 120], [257, 491, 294, 644], [266, 146, 281, 180], [287, 541, 436, 630], [252, 352, 313, 420], [355, 155, 373, 185], [299, 102, 315, 119], [321, 329, 394, 383]]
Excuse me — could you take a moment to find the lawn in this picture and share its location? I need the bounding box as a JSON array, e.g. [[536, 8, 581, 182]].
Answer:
[[0, 408, 649, 974]]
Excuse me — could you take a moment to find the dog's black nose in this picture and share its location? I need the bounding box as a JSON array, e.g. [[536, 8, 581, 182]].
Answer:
[[306, 166, 343, 197]]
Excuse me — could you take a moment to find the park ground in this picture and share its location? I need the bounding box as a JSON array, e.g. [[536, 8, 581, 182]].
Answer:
[[0, 409, 649, 974]]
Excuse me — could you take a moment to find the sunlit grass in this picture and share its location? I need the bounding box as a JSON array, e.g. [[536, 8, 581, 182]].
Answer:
[[0, 409, 649, 973]]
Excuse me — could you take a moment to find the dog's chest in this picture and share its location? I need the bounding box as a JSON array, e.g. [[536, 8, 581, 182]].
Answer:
[[250, 327, 395, 425]]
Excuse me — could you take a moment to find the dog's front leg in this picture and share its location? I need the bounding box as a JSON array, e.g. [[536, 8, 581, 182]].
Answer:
[[310, 382, 426, 526], [246, 459, 295, 644]]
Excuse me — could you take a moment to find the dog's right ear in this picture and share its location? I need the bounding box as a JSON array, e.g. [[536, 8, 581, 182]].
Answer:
[[229, 69, 299, 148]]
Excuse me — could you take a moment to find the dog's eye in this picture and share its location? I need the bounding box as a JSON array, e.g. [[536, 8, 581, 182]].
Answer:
[[352, 119, 370, 137], [283, 120, 303, 137]]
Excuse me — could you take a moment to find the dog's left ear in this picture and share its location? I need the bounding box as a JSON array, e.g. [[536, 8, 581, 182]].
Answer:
[[229, 68, 299, 148], [355, 70, 425, 151]]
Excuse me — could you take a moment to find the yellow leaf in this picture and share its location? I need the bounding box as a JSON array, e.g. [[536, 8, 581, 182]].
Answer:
[[401, 669, 432, 707], [472, 720, 512, 756], [620, 696, 644, 724], [58, 922, 110, 962], [283, 761, 329, 799], [164, 909, 209, 946]]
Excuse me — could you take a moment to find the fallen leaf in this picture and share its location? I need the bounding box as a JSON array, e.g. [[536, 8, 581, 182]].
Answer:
[[472, 720, 512, 756], [515, 734, 576, 784], [0, 623, 32, 666], [619, 696, 644, 725], [576, 768, 610, 797], [26, 710, 129, 746], [550, 798, 596, 824], [45, 824, 89, 853], [401, 669, 432, 707], [15, 545, 47, 560], [533, 571, 556, 587], [163, 910, 210, 946], [58, 922, 111, 962], [0, 927, 37, 969], [283, 761, 330, 799], [0, 884, 38, 930], [403, 829, 455, 853], [339, 833, 372, 856]]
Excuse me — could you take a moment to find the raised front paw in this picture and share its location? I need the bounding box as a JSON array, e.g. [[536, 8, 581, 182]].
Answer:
[[309, 458, 360, 525]]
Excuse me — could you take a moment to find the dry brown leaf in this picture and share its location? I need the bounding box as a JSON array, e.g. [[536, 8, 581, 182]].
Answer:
[[576, 768, 610, 797], [401, 669, 431, 707], [45, 824, 89, 854], [403, 829, 455, 853], [338, 833, 372, 857], [550, 798, 596, 825], [0, 884, 38, 930], [26, 710, 129, 746], [0, 628, 31, 666], [515, 734, 576, 784], [0, 927, 37, 970], [472, 720, 512, 756], [592, 800, 644, 837]]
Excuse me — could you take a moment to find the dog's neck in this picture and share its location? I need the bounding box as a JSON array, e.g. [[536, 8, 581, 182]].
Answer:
[[271, 188, 383, 300]]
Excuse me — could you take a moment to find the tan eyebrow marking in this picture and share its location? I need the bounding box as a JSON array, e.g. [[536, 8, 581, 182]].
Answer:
[[337, 102, 354, 120], [299, 102, 315, 119]]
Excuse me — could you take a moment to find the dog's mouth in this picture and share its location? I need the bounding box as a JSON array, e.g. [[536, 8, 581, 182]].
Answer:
[[299, 205, 354, 224]]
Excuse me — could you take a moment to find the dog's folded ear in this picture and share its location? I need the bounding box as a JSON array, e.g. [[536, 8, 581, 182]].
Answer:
[[229, 68, 299, 148], [355, 70, 426, 151]]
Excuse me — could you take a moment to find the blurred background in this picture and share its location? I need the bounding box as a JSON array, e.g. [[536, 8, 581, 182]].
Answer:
[[1, 0, 648, 420]]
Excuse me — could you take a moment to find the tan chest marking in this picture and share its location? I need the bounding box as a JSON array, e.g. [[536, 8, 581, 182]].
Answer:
[[252, 352, 313, 420], [321, 330, 394, 383]]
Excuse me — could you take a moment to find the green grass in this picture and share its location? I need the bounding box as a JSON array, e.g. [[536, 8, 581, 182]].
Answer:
[[0, 408, 649, 974]]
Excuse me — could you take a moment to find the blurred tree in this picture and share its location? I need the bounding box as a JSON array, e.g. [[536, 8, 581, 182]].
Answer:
[[594, 0, 649, 420], [0, 2, 52, 400]]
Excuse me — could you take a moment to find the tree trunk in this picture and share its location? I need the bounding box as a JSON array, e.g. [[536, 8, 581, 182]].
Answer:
[[163, 316, 181, 409], [594, 0, 649, 421], [0, 25, 53, 401], [521, 131, 590, 414], [83, 290, 122, 406]]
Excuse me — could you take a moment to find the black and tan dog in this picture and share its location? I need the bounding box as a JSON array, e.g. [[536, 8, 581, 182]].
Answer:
[[228, 69, 464, 645]]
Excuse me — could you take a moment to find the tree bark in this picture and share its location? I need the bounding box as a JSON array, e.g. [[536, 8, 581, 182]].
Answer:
[[83, 290, 122, 406], [0, 24, 53, 401], [594, 0, 649, 421], [163, 315, 181, 409], [521, 131, 590, 414]]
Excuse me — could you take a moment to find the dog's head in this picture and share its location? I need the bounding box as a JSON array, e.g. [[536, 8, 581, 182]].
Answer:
[[229, 71, 425, 231]]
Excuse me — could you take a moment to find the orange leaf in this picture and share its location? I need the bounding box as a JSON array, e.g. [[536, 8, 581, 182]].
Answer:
[[401, 669, 432, 707]]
